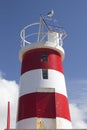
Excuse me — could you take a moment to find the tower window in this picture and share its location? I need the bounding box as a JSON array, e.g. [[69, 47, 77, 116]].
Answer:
[[42, 69, 48, 79], [41, 53, 48, 62]]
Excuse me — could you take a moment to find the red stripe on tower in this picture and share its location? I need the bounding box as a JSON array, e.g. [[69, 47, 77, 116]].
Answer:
[[17, 92, 71, 121], [21, 48, 64, 75]]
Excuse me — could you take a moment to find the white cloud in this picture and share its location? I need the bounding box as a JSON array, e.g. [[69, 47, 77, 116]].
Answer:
[[70, 103, 87, 128], [0, 71, 5, 79], [0, 76, 19, 130], [67, 79, 87, 128]]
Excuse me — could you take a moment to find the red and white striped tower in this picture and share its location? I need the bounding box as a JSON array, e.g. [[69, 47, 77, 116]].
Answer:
[[16, 12, 72, 129]]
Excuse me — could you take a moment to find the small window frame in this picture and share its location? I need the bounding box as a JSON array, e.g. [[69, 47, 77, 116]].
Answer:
[[41, 53, 48, 62], [42, 69, 48, 79]]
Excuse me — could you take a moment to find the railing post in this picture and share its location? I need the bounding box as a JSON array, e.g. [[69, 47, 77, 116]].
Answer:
[[23, 29, 25, 47]]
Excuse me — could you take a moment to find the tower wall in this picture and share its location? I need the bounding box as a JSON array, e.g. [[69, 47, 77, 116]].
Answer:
[[16, 48, 72, 129]]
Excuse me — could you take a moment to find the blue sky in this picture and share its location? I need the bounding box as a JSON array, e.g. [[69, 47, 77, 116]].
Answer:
[[0, 0, 87, 129], [0, 0, 87, 81]]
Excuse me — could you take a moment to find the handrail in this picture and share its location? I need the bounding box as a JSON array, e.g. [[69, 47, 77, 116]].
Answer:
[[20, 21, 67, 48], [20, 23, 40, 46]]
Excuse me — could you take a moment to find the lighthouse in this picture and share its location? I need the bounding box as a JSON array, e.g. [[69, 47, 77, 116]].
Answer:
[[16, 11, 72, 129]]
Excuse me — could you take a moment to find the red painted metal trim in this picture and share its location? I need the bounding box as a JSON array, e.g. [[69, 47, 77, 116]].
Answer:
[[7, 102, 10, 130], [21, 48, 63, 75], [17, 92, 71, 121]]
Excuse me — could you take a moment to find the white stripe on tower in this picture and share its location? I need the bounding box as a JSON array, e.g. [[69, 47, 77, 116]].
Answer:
[[16, 48, 72, 129], [19, 69, 67, 97]]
